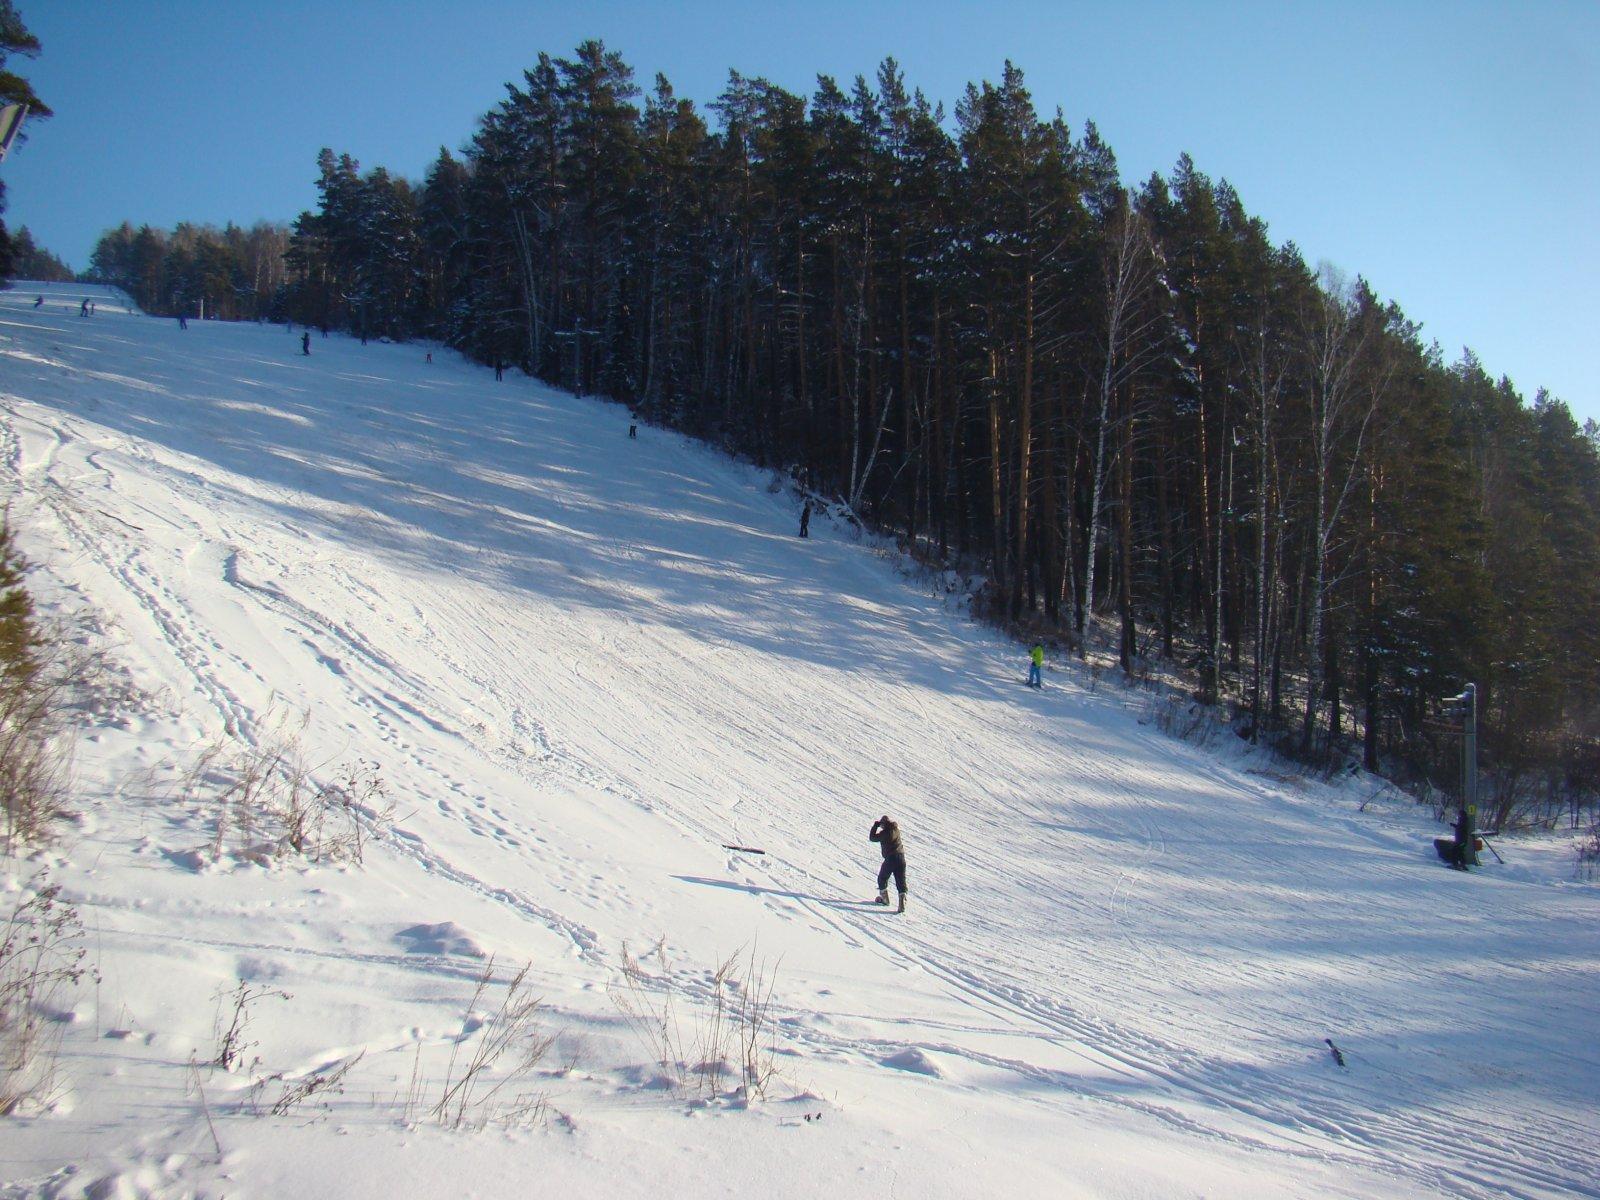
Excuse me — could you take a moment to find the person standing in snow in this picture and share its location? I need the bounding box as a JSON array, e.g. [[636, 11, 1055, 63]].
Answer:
[[1453, 804, 1479, 869], [178, 313, 187, 330], [870, 815, 907, 913], [1028, 643, 1044, 689], [799, 500, 811, 538], [301, 330, 311, 356]]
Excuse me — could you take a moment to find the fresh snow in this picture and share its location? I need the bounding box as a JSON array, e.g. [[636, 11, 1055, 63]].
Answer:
[[0, 281, 1595, 1200]]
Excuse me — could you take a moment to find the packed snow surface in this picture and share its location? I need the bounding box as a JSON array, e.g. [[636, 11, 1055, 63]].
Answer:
[[1, 282, 1595, 1199]]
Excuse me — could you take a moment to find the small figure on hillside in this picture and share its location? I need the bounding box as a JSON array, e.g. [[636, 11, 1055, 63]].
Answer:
[[799, 500, 811, 539], [425, 351, 433, 364], [301, 330, 311, 356], [178, 313, 188, 330], [494, 359, 504, 381], [79, 298, 89, 317], [32, 295, 42, 308], [1028, 643, 1044, 689], [870, 815, 907, 913], [629, 422, 637, 439], [1453, 804, 1479, 870], [89, 301, 96, 316]]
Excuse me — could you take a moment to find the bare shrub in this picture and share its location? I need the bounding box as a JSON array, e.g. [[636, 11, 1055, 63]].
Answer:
[[1147, 693, 1220, 749], [187, 718, 392, 865], [734, 947, 781, 1101], [610, 940, 784, 1103], [211, 981, 290, 1073], [0, 523, 81, 852], [1576, 823, 1600, 881], [245, 1050, 365, 1118], [609, 940, 688, 1093], [430, 958, 552, 1130], [0, 873, 91, 1115]]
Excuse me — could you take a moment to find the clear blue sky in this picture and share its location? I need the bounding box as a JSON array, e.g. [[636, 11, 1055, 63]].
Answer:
[[6, 1, 1596, 423]]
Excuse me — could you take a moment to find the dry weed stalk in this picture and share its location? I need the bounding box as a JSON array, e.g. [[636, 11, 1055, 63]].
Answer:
[[431, 958, 552, 1130], [0, 875, 91, 1114]]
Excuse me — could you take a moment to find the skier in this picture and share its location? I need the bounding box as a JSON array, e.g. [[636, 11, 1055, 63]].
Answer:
[[799, 500, 811, 539], [494, 359, 504, 381], [869, 815, 907, 913], [301, 330, 311, 356], [178, 313, 187, 330], [1453, 804, 1479, 869], [1028, 643, 1044, 689], [32, 295, 42, 308], [79, 298, 89, 317]]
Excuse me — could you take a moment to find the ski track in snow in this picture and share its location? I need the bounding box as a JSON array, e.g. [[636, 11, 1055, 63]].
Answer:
[[1, 286, 1595, 1200]]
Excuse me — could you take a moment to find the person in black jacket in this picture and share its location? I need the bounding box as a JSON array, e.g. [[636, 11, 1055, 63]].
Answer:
[[870, 816, 907, 913], [1454, 804, 1479, 869]]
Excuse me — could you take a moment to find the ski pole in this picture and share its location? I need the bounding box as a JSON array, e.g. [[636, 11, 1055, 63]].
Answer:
[[1477, 835, 1505, 865]]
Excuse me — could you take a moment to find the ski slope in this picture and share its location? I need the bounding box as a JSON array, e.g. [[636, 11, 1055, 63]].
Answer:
[[2, 281, 1596, 1200]]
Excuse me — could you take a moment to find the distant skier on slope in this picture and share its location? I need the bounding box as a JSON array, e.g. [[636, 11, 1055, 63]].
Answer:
[[1027, 642, 1044, 689], [799, 500, 811, 538], [301, 330, 311, 356], [32, 295, 42, 308], [870, 815, 908, 913]]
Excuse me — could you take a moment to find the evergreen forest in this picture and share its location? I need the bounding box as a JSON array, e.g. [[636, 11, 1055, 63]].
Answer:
[[80, 42, 1600, 828]]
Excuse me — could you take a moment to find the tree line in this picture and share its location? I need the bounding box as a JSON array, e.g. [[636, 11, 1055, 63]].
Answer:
[[85, 221, 291, 321], [98, 43, 1600, 826]]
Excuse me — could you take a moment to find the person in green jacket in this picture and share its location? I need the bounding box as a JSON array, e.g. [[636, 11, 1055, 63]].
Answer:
[[1027, 643, 1044, 689]]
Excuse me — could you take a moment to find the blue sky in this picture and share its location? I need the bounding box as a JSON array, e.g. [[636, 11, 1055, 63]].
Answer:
[[6, 1, 1596, 423]]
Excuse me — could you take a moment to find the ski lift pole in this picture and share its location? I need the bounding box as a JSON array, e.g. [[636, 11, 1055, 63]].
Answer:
[[1443, 683, 1478, 814]]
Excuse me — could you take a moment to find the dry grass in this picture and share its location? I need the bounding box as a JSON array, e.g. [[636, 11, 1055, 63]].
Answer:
[[0, 874, 91, 1115], [420, 958, 553, 1131], [610, 940, 783, 1103], [182, 714, 393, 866]]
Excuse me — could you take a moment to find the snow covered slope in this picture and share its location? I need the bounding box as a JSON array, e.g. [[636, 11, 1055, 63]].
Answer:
[[1, 282, 1595, 1199]]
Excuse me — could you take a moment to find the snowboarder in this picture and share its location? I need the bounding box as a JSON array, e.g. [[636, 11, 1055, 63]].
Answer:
[[301, 330, 311, 356], [869, 815, 907, 913], [799, 500, 811, 538], [1028, 643, 1044, 689]]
